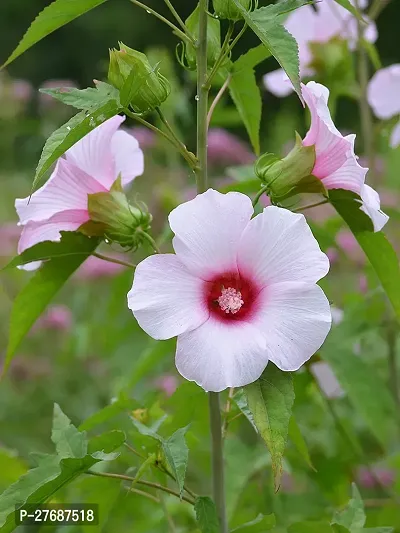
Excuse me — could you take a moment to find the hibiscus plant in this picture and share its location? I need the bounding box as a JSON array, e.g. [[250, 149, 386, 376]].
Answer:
[[0, 0, 399, 532]]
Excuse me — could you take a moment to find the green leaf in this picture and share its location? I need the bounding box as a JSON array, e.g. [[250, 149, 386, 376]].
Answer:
[[363, 529, 394, 532], [233, 388, 257, 431], [131, 419, 189, 497], [34, 100, 120, 190], [321, 325, 396, 449], [2, 0, 108, 68], [39, 83, 119, 111], [231, 0, 311, 101], [332, 484, 365, 532], [194, 496, 220, 533], [52, 404, 87, 459], [3, 232, 97, 270], [79, 393, 139, 432], [229, 67, 262, 154], [331, 189, 400, 321], [234, 45, 272, 71], [232, 514, 276, 532], [288, 416, 315, 471], [0, 430, 124, 533], [245, 363, 295, 490], [4, 235, 99, 376], [289, 522, 337, 533], [162, 426, 189, 497]]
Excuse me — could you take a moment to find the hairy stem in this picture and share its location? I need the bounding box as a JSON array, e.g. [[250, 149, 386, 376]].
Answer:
[[209, 393, 228, 533]]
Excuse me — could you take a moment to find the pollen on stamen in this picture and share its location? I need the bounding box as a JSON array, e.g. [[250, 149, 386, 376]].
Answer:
[[217, 287, 244, 314]]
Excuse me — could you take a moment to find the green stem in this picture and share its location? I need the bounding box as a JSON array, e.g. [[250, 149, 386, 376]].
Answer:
[[87, 471, 195, 505], [293, 199, 329, 212], [195, 0, 210, 193], [137, 230, 161, 253], [129, 0, 193, 45], [207, 75, 232, 129], [155, 107, 195, 164], [125, 108, 197, 169], [209, 393, 228, 533], [356, 0, 376, 183], [368, 0, 391, 20], [163, 0, 190, 35], [92, 252, 136, 269], [252, 184, 270, 208], [204, 22, 234, 90]]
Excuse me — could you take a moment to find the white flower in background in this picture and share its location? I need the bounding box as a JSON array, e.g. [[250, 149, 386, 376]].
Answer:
[[367, 65, 400, 148], [264, 0, 377, 97], [128, 189, 331, 392]]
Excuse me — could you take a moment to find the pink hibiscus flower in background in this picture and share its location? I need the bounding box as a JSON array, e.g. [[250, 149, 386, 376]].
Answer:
[[264, 0, 377, 97], [128, 189, 331, 392], [367, 65, 400, 148], [15, 116, 144, 259], [302, 82, 388, 232], [208, 128, 254, 167]]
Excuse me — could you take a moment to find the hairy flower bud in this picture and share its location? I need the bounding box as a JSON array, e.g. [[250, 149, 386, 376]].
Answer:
[[213, 0, 251, 21], [184, 7, 221, 70], [84, 178, 152, 249], [108, 43, 170, 113], [255, 133, 322, 201]]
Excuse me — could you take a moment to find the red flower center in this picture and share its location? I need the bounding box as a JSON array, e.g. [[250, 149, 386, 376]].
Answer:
[[204, 272, 259, 322]]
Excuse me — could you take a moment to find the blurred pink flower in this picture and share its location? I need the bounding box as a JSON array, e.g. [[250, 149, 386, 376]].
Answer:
[[74, 254, 127, 280], [12, 79, 33, 103], [264, 0, 376, 97], [208, 128, 254, 167], [33, 305, 72, 332], [367, 65, 400, 148], [0, 223, 20, 256], [326, 247, 338, 264], [127, 126, 156, 150], [356, 466, 395, 489], [155, 374, 178, 396], [15, 116, 144, 262], [336, 229, 365, 264], [359, 274, 368, 293], [302, 82, 388, 232]]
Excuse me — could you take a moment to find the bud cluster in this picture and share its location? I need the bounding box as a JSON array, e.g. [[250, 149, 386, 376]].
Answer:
[[213, 0, 251, 21]]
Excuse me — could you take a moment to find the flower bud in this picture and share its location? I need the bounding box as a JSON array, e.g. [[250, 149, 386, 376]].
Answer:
[[213, 0, 251, 21], [108, 43, 170, 113], [83, 178, 152, 249], [184, 7, 221, 70], [255, 133, 322, 201]]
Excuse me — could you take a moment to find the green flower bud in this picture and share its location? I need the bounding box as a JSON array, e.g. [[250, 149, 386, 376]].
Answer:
[[108, 43, 171, 113], [184, 7, 221, 70], [83, 178, 152, 250], [255, 133, 323, 201], [213, 0, 251, 21]]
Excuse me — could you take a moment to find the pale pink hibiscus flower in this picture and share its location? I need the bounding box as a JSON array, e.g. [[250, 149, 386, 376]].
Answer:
[[128, 189, 331, 392], [302, 81, 388, 232], [15, 116, 144, 257], [264, 0, 376, 97], [367, 65, 400, 148]]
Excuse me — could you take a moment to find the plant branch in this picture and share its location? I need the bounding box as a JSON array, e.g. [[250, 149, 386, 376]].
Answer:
[[129, 0, 192, 45], [155, 107, 196, 166], [207, 75, 231, 129], [368, 0, 391, 20], [293, 199, 329, 212], [163, 0, 190, 36], [86, 471, 195, 505], [204, 22, 234, 89], [129, 487, 161, 503], [209, 392, 228, 533], [252, 184, 270, 207], [92, 252, 136, 269]]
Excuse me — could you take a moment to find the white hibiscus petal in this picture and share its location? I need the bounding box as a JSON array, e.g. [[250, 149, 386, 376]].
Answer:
[[360, 184, 389, 232]]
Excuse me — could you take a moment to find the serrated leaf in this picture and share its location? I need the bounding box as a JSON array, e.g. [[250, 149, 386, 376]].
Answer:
[[3, 235, 99, 376], [232, 514, 276, 532], [233, 388, 257, 431], [3, 232, 97, 270], [52, 404, 87, 459], [2, 0, 108, 69], [332, 484, 365, 532], [330, 188, 400, 322], [162, 426, 189, 497], [229, 68, 261, 154], [0, 430, 124, 533], [34, 100, 120, 190], [245, 363, 294, 491], [39, 83, 119, 111], [288, 416, 315, 471], [231, 0, 311, 101], [194, 496, 219, 533]]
